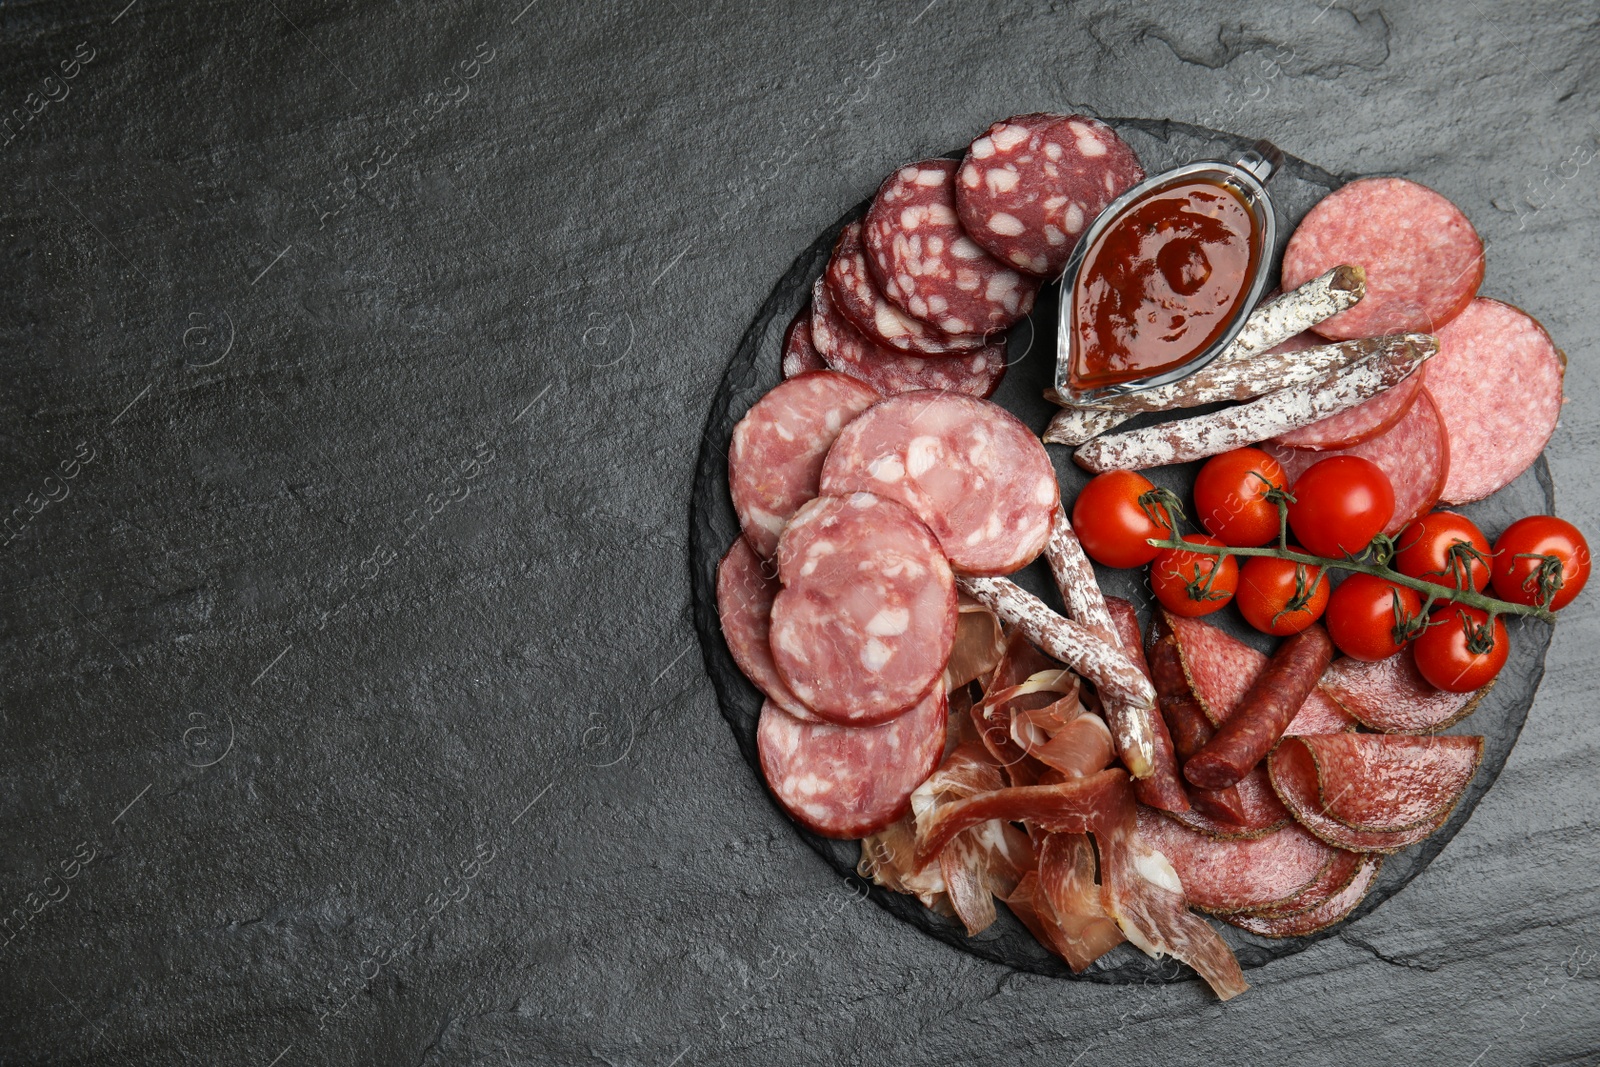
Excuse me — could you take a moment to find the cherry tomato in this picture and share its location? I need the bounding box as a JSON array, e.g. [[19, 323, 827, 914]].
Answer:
[[1393, 511, 1492, 593], [1192, 448, 1289, 548], [1325, 573, 1424, 661], [1235, 553, 1331, 635], [1412, 607, 1508, 693], [1287, 455, 1396, 559], [1150, 535, 1238, 618], [1490, 515, 1591, 611], [1072, 470, 1173, 568]]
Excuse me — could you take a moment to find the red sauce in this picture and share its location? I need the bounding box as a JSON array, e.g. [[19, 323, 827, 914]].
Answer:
[[1070, 178, 1258, 391]]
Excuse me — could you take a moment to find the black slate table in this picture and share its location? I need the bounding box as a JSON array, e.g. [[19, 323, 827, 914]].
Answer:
[[3, 2, 1597, 1064]]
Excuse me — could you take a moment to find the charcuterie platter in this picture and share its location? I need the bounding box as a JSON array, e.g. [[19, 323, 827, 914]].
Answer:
[[690, 119, 1570, 992]]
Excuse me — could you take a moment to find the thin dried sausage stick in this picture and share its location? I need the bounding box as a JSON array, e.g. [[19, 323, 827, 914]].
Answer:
[[958, 576, 1157, 778]]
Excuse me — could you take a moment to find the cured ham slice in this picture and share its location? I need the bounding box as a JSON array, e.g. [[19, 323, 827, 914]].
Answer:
[[1021, 832, 1126, 972], [1225, 856, 1382, 938], [859, 816, 951, 915], [914, 770, 1134, 866], [1269, 734, 1482, 852], [1135, 809, 1337, 915], [943, 596, 1006, 692], [1164, 613, 1356, 735], [1320, 649, 1492, 733]]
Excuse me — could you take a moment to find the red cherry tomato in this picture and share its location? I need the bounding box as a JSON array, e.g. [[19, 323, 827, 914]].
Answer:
[[1393, 511, 1492, 593], [1325, 573, 1424, 661], [1072, 470, 1173, 569], [1490, 516, 1591, 611], [1412, 607, 1508, 693], [1235, 554, 1331, 635], [1287, 455, 1395, 559], [1150, 535, 1238, 617], [1193, 448, 1289, 548]]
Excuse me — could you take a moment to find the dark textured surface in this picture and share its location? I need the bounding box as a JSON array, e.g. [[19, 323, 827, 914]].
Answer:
[[2, 2, 1597, 1064]]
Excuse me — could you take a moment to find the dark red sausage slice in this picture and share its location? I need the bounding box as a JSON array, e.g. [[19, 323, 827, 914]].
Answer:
[[1135, 809, 1337, 915], [864, 158, 1039, 334], [825, 221, 988, 355], [1319, 648, 1492, 733], [1184, 625, 1336, 790], [781, 309, 827, 379], [715, 537, 817, 721], [956, 113, 1145, 277]]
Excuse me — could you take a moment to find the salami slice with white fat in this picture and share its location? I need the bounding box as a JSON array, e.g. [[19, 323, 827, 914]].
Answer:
[[758, 687, 948, 839], [955, 113, 1144, 277], [1320, 648, 1492, 733], [1263, 387, 1450, 536], [1282, 176, 1483, 339], [770, 492, 956, 724], [1135, 809, 1338, 915], [825, 221, 987, 355], [715, 538, 817, 721], [810, 280, 1007, 399], [820, 390, 1059, 576], [1425, 298, 1565, 503], [864, 158, 1039, 334], [1272, 370, 1424, 450], [728, 371, 879, 558], [781, 309, 826, 379]]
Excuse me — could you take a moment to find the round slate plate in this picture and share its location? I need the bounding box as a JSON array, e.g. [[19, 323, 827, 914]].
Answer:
[[689, 119, 1554, 983]]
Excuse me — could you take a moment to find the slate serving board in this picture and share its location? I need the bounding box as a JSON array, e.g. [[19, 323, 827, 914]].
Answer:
[[690, 119, 1554, 983]]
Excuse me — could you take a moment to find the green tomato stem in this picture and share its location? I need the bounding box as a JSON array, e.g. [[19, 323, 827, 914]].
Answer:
[[1147, 535, 1557, 624]]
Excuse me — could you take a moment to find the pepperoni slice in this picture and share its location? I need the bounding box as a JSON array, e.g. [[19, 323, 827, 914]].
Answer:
[[1272, 371, 1425, 450], [1224, 855, 1380, 938], [819, 390, 1060, 576], [728, 371, 879, 558], [1320, 648, 1492, 733], [1263, 386, 1450, 535], [780, 308, 826, 379], [715, 538, 817, 721], [864, 158, 1039, 334], [956, 113, 1144, 277], [757, 688, 947, 839], [1426, 298, 1565, 503], [824, 221, 988, 355], [1136, 809, 1337, 915], [809, 279, 1007, 399], [1282, 177, 1484, 340], [770, 492, 956, 724], [1163, 613, 1356, 735]]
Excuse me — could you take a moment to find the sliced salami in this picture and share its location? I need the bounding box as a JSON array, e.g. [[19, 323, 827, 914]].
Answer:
[[1320, 649, 1492, 733], [1263, 387, 1450, 535], [820, 390, 1059, 576], [716, 538, 816, 721], [1272, 370, 1425, 450], [728, 370, 880, 558], [825, 221, 987, 355], [955, 113, 1144, 277], [1164, 767, 1292, 840], [1224, 855, 1380, 938], [1268, 735, 1480, 853], [781, 309, 827, 379], [770, 492, 956, 724], [1135, 809, 1337, 915], [757, 687, 947, 840], [810, 279, 1007, 399], [1252, 846, 1364, 917], [1425, 298, 1565, 503], [1164, 613, 1356, 736], [1282, 176, 1483, 339], [864, 158, 1039, 334], [1289, 733, 1484, 833]]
